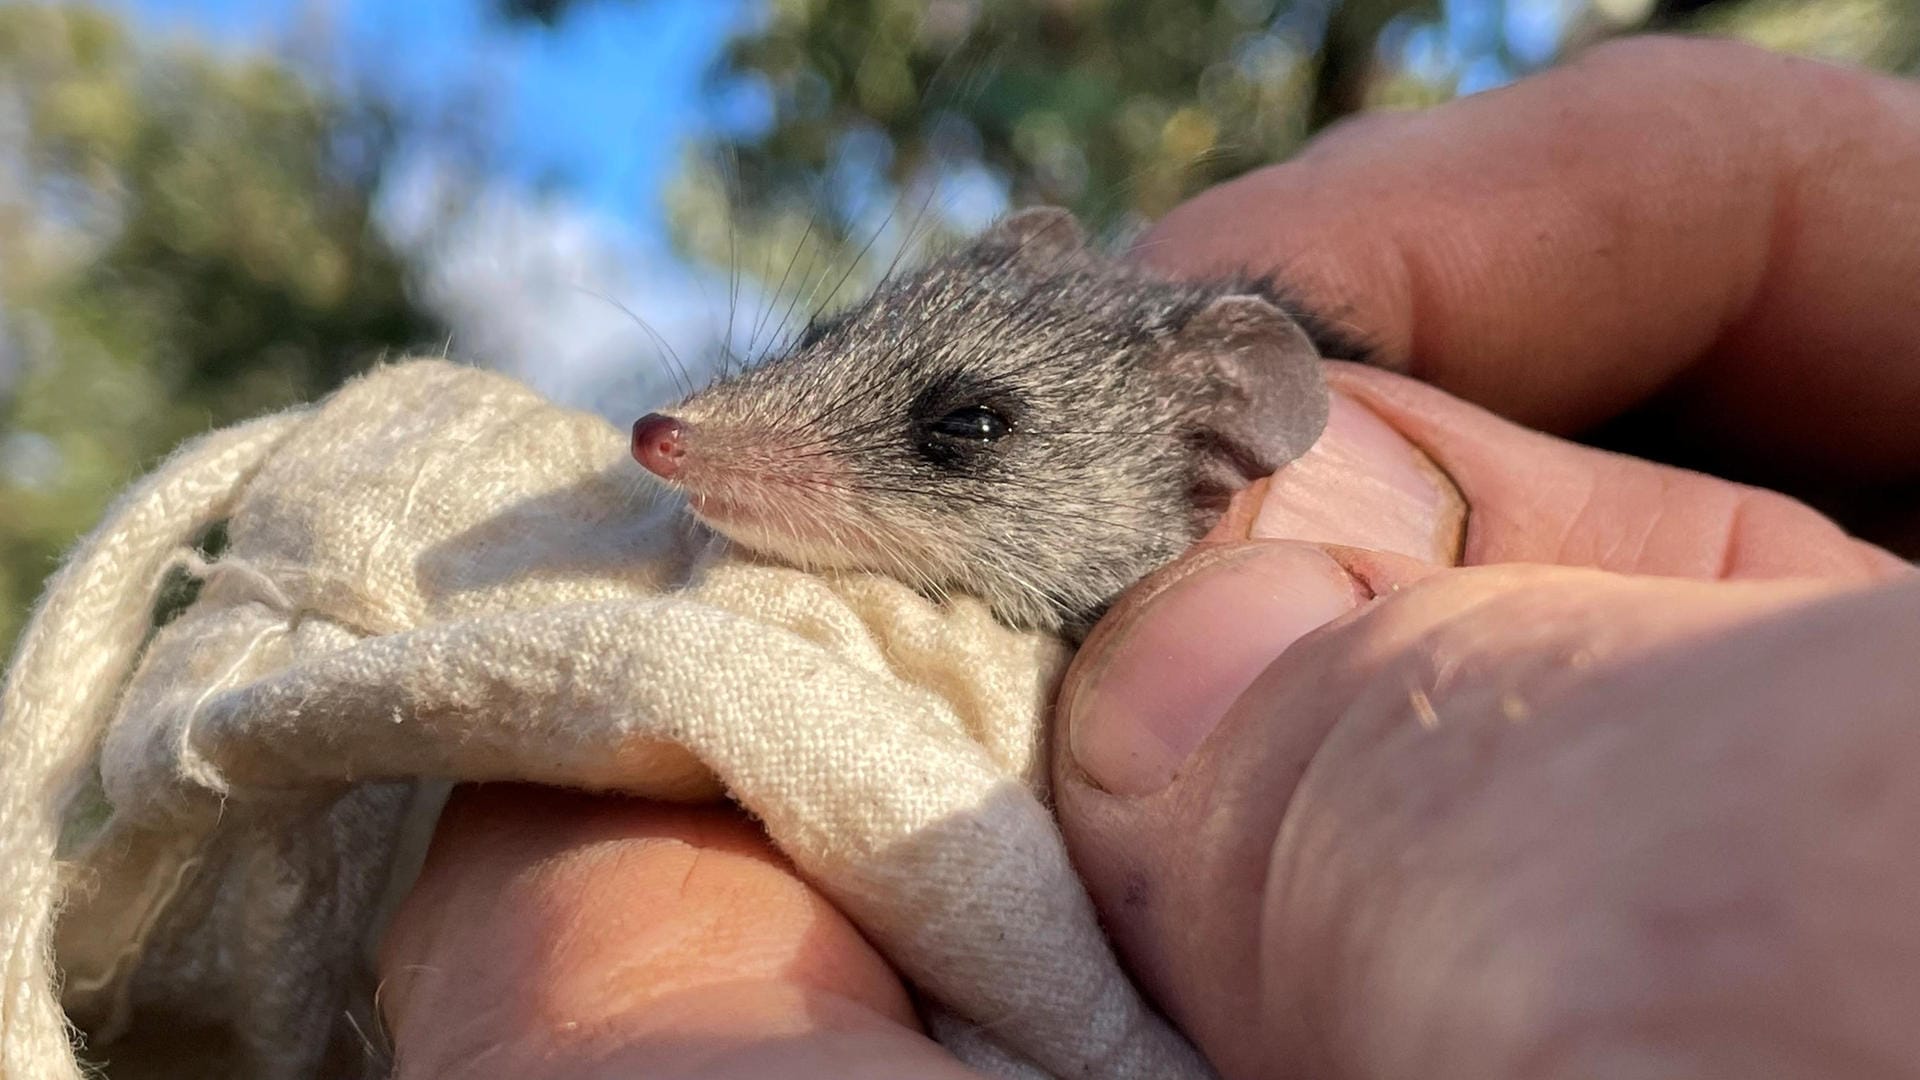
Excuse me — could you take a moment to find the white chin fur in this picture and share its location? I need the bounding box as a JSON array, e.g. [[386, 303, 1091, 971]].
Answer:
[[697, 513, 894, 575]]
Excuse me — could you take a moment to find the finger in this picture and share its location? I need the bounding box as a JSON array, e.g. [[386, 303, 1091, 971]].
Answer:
[[1206, 389, 1467, 566], [379, 785, 981, 1080], [1286, 365, 1910, 582], [1056, 545, 1917, 1078], [1138, 37, 1920, 486], [1064, 542, 1377, 797]]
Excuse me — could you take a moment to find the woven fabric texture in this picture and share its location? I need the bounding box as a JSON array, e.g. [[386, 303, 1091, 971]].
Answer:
[[0, 359, 1210, 1080]]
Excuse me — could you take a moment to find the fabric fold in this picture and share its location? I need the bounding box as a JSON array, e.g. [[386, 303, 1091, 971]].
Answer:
[[2, 359, 1212, 1080]]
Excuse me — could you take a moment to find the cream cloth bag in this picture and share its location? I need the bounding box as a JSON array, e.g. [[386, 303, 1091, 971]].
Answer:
[[0, 359, 1212, 1080]]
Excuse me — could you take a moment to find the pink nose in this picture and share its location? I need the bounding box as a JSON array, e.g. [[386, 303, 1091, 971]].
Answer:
[[632, 413, 688, 479]]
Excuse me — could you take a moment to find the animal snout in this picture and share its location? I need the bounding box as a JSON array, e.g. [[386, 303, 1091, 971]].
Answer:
[[632, 413, 689, 479]]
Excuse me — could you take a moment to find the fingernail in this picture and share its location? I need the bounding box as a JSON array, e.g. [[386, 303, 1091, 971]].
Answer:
[[1067, 543, 1364, 796], [1251, 393, 1464, 563]]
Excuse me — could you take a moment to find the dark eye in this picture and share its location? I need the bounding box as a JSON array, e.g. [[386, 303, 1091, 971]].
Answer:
[[926, 405, 1012, 442]]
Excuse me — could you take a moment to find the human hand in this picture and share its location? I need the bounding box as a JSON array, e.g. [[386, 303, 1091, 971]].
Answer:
[[1053, 378, 1917, 1077], [1057, 34, 1920, 1080], [377, 37, 1920, 1079], [377, 787, 986, 1078]]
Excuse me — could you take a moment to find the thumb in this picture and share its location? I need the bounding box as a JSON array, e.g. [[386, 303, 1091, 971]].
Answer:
[[1050, 544, 1866, 1080], [1060, 541, 1428, 798], [1050, 539, 1427, 1080]]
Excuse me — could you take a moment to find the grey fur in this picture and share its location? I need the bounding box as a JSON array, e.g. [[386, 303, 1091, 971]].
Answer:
[[645, 207, 1336, 637]]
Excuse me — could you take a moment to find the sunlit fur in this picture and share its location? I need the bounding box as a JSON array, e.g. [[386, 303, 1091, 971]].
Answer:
[[651, 214, 1353, 636]]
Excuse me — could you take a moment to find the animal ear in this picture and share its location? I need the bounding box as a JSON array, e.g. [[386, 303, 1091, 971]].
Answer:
[[974, 206, 1087, 270], [1162, 294, 1330, 507]]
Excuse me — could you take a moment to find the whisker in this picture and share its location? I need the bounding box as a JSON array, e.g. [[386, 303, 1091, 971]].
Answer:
[[566, 283, 696, 398]]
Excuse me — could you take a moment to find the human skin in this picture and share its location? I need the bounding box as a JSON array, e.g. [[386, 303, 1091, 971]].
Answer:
[[377, 38, 1920, 1079]]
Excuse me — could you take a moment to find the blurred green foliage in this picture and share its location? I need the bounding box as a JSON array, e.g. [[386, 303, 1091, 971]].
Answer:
[[0, 3, 439, 653], [665, 0, 1437, 312], [644, 0, 1919, 308], [1692, 0, 1920, 69], [688, 0, 1418, 243]]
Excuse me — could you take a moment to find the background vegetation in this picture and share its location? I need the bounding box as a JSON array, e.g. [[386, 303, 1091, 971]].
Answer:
[[3, 0, 1916, 655]]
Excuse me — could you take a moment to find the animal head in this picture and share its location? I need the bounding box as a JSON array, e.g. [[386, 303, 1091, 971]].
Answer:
[[633, 208, 1328, 632]]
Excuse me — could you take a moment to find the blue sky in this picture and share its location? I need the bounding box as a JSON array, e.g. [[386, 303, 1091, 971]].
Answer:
[[96, 0, 768, 413], [109, 0, 749, 239]]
